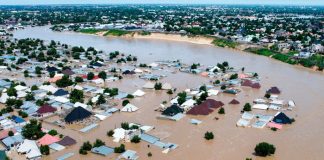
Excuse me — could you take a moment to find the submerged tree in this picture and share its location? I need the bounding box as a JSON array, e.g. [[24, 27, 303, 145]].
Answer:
[[254, 142, 276, 157]]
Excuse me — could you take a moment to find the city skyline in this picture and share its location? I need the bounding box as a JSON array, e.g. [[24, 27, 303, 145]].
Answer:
[[0, 0, 323, 6]]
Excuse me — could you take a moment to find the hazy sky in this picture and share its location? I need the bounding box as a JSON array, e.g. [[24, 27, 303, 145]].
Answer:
[[0, 0, 323, 6]]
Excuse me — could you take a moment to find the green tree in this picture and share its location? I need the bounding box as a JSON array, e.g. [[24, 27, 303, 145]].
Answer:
[[114, 144, 126, 153], [218, 107, 225, 114], [98, 71, 107, 81], [107, 130, 114, 137], [56, 75, 73, 88], [7, 87, 17, 97], [154, 82, 162, 90], [243, 103, 252, 112], [70, 89, 84, 103], [121, 122, 129, 130], [75, 76, 84, 83], [87, 72, 95, 80], [96, 94, 106, 105], [8, 130, 14, 136], [131, 135, 141, 143], [40, 145, 50, 155], [122, 100, 130, 106], [254, 142, 276, 157], [22, 119, 44, 140], [204, 131, 214, 140], [48, 129, 58, 136], [93, 139, 105, 147]]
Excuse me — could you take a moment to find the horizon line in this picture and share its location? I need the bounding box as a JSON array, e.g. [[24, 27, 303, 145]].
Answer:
[[0, 3, 324, 7]]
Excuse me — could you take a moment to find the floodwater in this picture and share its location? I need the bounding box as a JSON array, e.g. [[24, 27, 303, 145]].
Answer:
[[11, 26, 324, 160]]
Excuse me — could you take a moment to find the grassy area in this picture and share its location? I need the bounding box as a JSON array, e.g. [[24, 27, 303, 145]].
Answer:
[[78, 28, 103, 34], [138, 31, 151, 36], [246, 48, 275, 57], [246, 47, 324, 70], [103, 29, 131, 36], [212, 38, 238, 48]]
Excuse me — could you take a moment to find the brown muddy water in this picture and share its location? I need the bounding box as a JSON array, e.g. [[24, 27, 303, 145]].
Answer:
[[11, 26, 324, 160]]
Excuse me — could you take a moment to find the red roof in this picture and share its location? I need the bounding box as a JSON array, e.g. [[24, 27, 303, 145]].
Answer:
[[251, 83, 261, 89], [81, 75, 99, 80], [0, 129, 16, 140], [37, 104, 57, 114], [38, 134, 60, 145], [187, 99, 223, 115], [241, 80, 253, 87], [229, 99, 240, 105]]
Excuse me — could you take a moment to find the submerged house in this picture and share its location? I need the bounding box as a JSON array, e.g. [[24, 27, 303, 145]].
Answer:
[[36, 104, 57, 117], [273, 112, 292, 124], [162, 105, 184, 117], [65, 107, 92, 123], [267, 87, 281, 95], [186, 99, 223, 115]]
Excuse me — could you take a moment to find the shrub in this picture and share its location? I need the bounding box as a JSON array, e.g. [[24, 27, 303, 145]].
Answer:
[[218, 107, 225, 114], [93, 139, 105, 147], [243, 103, 252, 112], [204, 131, 214, 140], [114, 144, 126, 153], [81, 141, 92, 151], [107, 130, 114, 137], [8, 130, 14, 136], [264, 93, 271, 99], [79, 148, 88, 155], [131, 135, 141, 143], [148, 152, 152, 157], [121, 122, 130, 130], [154, 82, 162, 90], [220, 85, 226, 90], [167, 89, 173, 94], [122, 100, 130, 106], [40, 145, 50, 155], [48, 129, 58, 136], [75, 76, 84, 83], [126, 94, 134, 99], [254, 142, 276, 157]]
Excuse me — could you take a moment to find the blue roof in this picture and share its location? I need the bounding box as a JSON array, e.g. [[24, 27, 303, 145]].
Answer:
[[54, 89, 69, 96], [2, 134, 23, 148], [12, 115, 25, 123], [91, 146, 114, 156], [140, 133, 160, 144], [0, 80, 11, 88], [24, 106, 38, 115], [21, 101, 37, 109]]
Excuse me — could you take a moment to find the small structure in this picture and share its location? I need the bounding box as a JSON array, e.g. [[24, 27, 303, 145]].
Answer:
[[121, 104, 139, 112], [132, 90, 145, 97]]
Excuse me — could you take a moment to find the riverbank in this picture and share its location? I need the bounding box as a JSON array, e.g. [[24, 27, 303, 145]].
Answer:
[[94, 31, 215, 46], [87, 30, 324, 73]]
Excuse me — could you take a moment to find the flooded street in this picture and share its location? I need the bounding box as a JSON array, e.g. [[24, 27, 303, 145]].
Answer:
[[13, 26, 324, 160]]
